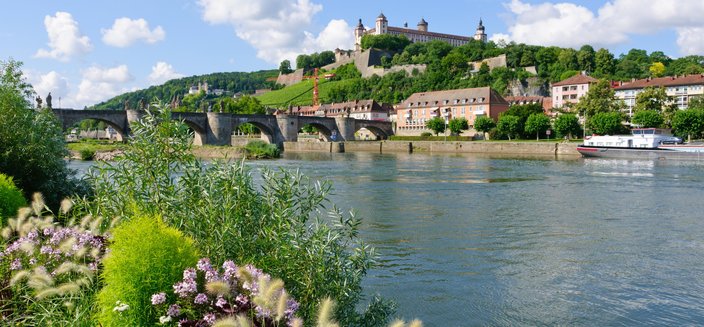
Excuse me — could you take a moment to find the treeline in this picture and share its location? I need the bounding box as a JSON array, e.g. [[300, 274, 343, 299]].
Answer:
[[92, 70, 278, 110], [316, 35, 704, 105]]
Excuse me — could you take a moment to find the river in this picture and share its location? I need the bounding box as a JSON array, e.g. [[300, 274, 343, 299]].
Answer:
[[69, 152, 704, 326]]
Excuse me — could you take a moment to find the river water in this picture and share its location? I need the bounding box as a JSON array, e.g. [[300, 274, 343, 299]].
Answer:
[[70, 153, 704, 326]]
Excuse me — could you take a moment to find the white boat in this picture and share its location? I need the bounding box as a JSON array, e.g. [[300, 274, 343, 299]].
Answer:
[[577, 128, 704, 160]]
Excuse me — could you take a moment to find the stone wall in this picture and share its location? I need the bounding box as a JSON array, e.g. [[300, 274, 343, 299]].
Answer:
[[284, 140, 581, 156], [276, 69, 305, 87]]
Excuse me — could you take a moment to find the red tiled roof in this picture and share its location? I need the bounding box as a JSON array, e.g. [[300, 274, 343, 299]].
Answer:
[[551, 74, 597, 87], [613, 74, 704, 90]]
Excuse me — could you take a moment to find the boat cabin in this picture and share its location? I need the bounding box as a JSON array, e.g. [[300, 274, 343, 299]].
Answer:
[[583, 128, 682, 148]]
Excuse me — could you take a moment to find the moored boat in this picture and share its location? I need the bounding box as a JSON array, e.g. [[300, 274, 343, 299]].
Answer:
[[577, 128, 704, 160]]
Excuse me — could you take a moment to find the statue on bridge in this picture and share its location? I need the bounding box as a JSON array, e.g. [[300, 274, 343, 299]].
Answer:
[[35, 95, 43, 109], [124, 99, 129, 110], [138, 98, 146, 111], [46, 92, 52, 109]]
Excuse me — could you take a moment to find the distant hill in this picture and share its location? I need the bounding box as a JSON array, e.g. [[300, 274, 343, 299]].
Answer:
[[92, 70, 278, 110]]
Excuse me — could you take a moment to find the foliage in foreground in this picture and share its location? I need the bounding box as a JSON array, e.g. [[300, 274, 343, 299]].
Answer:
[[0, 195, 106, 326], [97, 214, 199, 326], [0, 173, 25, 225], [0, 59, 89, 210], [81, 107, 394, 325]]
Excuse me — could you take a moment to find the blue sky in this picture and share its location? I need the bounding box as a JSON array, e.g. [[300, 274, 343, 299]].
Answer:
[[2, 0, 703, 108]]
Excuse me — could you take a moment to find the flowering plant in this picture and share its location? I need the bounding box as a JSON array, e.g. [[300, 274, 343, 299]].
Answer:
[[1, 195, 106, 299], [153, 258, 301, 326]]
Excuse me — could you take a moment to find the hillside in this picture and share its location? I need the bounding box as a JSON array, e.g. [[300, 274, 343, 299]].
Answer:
[[92, 70, 278, 110], [256, 78, 358, 107]]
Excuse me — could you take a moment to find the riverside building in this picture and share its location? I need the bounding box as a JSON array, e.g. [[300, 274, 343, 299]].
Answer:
[[613, 74, 704, 116], [396, 87, 509, 137]]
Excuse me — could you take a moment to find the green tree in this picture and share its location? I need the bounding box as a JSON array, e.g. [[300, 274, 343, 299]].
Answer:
[[577, 45, 595, 73], [552, 114, 581, 139], [631, 110, 664, 128], [0, 59, 88, 210], [279, 59, 293, 74], [496, 115, 521, 140], [594, 48, 615, 78], [360, 34, 411, 52], [574, 79, 623, 121], [524, 113, 551, 140], [448, 117, 469, 135], [633, 86, 677, 126], [672, 109, 704, 142], [558, 48, 579, 71], [425, 116, 447, 136], [588, 112, 626, 135], [473, 115, 495, 140]]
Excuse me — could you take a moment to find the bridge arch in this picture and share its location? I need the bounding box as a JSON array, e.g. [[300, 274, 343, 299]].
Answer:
[[233, 121, 276, 144], [299, 122, 337, 141], [355, 125, 389, 140], [182, 120, 207, 146]]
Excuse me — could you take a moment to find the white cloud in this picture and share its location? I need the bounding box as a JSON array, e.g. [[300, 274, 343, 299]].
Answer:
[[148, 61, 184, 85], [490, 33, 511, 44], [35, 12, 92, 61], [197, 0, 353, 64], [501, 0, 704, 55], [677, 27, 704, 56], [75, 65, 134, 107], [102, 18, 166, 47]]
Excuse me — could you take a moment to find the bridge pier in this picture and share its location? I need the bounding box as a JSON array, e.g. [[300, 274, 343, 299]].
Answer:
[[206, 113, 234, 146], [276, 116, 300, 145], [335, 117, 357, 141]]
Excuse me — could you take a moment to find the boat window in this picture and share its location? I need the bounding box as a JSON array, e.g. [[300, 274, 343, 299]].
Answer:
[[655, 130, 662, 134], [645, 130, 654, 135], [632, 130, 642, 135]]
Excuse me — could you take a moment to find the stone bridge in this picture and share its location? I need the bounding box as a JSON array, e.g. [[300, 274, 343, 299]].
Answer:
[[51, 109, 394, 146]]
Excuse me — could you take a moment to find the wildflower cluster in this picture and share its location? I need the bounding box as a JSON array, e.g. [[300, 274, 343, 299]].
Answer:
[[0, 195, 106, 300], [153, 258, 301, 326]]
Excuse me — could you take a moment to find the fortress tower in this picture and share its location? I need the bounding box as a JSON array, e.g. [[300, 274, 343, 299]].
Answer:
[[375, 13, 388, 35], [474, 18, 487, 42], [354, 19, 366, 51]]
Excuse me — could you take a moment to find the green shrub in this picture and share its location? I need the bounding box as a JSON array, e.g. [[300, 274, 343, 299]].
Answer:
[[243, 140, 280, 159], [420, 132, 432, 138], [96, 214, 199, 326], [0, 173, 25, 224], [0, 59, 90, 210], [78, 149, 95, 161]]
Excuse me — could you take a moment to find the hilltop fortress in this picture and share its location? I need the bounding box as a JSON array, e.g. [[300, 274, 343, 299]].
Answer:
[[354, 13, 487, 50], [277, 13, 489, 86]]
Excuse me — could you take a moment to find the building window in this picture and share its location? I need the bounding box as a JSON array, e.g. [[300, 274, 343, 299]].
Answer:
[[562, 86, 569, 91]]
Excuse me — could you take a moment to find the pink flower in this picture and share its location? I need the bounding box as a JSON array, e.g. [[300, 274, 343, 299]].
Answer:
[[194, 293, 208, 305], [203, 313, 216, 325], [173, 278, 197, 297], [183, 268, 197, 280], [167, 304, 181, 317], [215, 296, 227, 308], [10, 258, 22, 270], [197, 258, 212, 272], [151, 292, 166, 305]]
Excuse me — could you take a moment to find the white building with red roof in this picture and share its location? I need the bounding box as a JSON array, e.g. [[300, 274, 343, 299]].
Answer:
[[613, 74, 704, 116]]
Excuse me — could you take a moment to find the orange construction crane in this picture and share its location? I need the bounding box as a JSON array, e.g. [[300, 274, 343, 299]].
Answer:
[[312, 68, 319, 107]]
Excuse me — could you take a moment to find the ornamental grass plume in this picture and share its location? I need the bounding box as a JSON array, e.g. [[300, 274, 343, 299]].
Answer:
[[316, 297, 340, 327], [0, 194, 108, 325]]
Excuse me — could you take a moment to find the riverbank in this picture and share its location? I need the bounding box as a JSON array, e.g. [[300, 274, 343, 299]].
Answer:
[[69, 141, 581, 161], [284, 140, 581, 156]]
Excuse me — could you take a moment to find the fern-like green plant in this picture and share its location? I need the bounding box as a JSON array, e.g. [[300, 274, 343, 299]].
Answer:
[[0, 173, 26, 225], [96, 214, 198, 326]]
